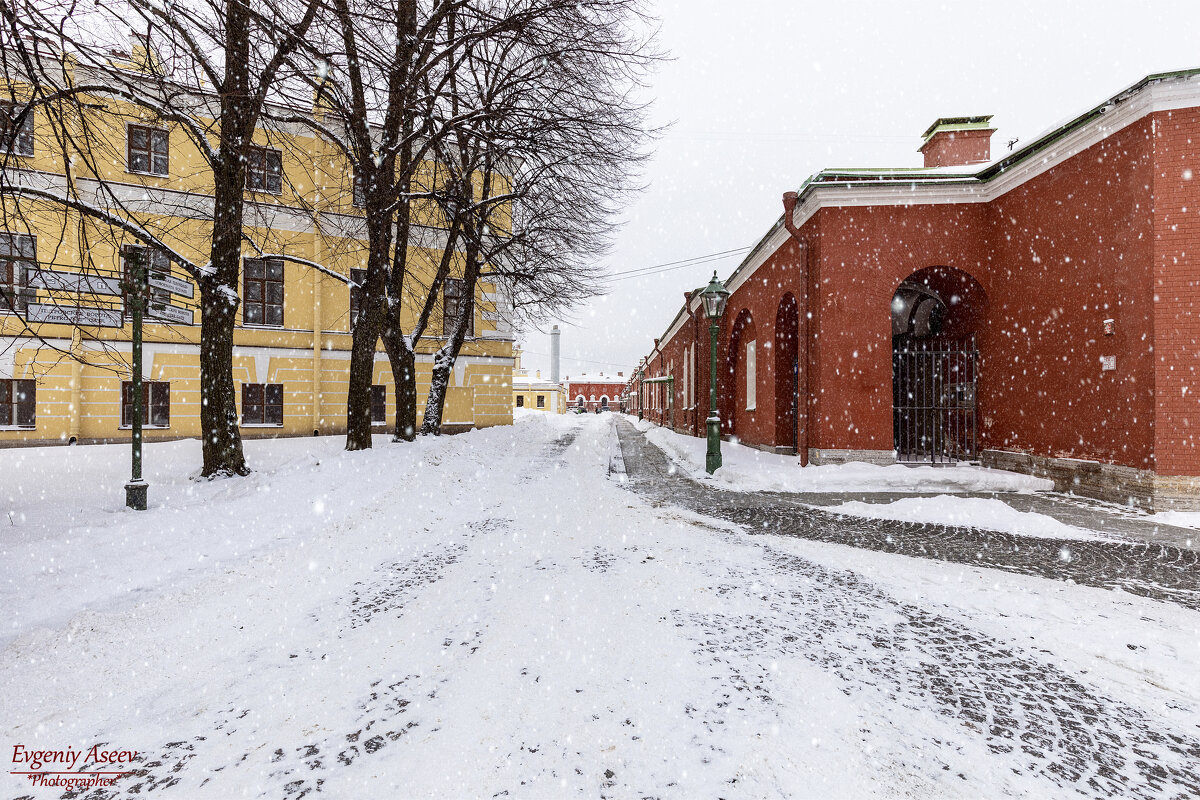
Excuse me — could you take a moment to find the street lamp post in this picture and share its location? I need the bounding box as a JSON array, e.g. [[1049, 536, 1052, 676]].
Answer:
[[637, 360, 645, 421], [700, 271, 730, 474], [125, 250, 149, 510]]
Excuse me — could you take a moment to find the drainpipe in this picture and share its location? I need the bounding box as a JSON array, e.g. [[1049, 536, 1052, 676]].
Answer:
[[781, 191, 809, 467]]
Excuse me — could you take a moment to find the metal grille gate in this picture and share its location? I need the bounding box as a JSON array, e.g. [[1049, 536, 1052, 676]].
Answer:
[[892, 341, 979, 463]]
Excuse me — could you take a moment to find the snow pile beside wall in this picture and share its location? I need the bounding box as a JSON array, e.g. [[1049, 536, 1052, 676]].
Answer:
[[642, 424, 1053, 494], [826, 496, 1111, 541]]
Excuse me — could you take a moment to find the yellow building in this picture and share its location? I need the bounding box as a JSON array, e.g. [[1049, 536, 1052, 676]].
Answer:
[[0, 53, 514, 444], [510, 349, 565, 414]]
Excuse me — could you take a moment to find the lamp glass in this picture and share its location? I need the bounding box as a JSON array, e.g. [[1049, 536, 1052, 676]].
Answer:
[[701, 271, 730, 320]]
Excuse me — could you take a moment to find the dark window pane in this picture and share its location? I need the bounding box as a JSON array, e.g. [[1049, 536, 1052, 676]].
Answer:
[[245, 281, 262, 302], [2, 103, 34, 156], [130, 127, 147, 149], [245, 259, 263, 279], [371, 385, 386, 422], [244, 304, 263, 324], [265, 260, 283, 280], [150, 405, 169, 427], [15, 379, 34, 427], [264, 306, 282, 326], [265, 384, 283, 405], [265, 282, 283, 304]]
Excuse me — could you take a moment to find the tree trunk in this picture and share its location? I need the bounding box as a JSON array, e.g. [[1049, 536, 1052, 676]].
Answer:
[[345, 212, 393, 449], [383, 332, 418, 441], [200, 158, 249, 477], [421, 349, 454, 436], [345, 318, 381, 450], [420, 237, 479, 436], [199, 280, 247, 476]]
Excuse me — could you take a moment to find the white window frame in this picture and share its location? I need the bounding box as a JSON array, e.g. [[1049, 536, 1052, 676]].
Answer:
[[689, 343, 696, 408], [745, 340, 756, 411], [682, 348, 689, 410]]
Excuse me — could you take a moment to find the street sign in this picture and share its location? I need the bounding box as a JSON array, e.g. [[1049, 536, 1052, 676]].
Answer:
[[149, 272, 194, 299], [26, 302, 124, 328], [28, 270, 122, 296], [148, 302, 193, 325]]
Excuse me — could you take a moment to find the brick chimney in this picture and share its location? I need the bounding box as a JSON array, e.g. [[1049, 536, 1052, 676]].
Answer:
[[919, 116, 995, 168]]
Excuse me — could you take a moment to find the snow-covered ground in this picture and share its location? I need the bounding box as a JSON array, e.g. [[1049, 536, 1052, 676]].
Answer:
[[2, 413, 1198, 798], [634, 416, 1053, 494]]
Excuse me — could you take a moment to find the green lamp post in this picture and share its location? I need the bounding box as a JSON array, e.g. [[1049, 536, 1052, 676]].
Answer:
[[124, 249, 148, 510], [701, 271, 730, 474], [637, 358, 645, 421]]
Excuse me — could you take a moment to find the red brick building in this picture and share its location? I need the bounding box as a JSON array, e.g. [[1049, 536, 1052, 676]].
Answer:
[[566, 373, 627, 412], [634, 69, 1200, 510]]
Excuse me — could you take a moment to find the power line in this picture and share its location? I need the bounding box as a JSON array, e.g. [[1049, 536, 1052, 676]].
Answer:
[[520, 348, 633, 371], [603, 246, 750, 282]]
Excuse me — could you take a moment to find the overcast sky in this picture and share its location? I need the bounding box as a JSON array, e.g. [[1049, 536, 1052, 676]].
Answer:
[[516, 0, 1200, 380]]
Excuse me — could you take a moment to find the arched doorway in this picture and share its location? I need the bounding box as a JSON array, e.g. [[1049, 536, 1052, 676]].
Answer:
[[774, 294, 799, 452], [725, 309, 755, 436], [891, 266, 986, 463]]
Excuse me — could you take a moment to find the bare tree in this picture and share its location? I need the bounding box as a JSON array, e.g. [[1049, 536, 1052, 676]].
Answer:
[[277, 0, 467, 449], [419, 0, 657, 434], [1, 0, 319, 476], [281, 0, 605, 446]]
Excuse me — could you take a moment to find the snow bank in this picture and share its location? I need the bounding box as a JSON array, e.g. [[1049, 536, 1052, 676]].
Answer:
[[638, 420, 1053, 494], [825, 496, 1112, 541], [1149, 510, 1200, 530]]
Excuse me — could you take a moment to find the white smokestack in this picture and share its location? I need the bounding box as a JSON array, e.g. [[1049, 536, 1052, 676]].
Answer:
[[550, 325, 561, 383]]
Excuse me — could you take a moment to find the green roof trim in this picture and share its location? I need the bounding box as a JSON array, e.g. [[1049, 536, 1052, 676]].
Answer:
[[921, 115, 994, 141]]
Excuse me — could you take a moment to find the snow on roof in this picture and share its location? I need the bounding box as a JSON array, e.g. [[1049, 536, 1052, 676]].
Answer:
[[512, 374, 563, 390], [565, 373, 627, 385]]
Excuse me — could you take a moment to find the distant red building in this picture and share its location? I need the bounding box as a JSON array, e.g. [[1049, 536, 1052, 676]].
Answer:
[[635, 69, 1200, 510], [566, 373, 626, 412]]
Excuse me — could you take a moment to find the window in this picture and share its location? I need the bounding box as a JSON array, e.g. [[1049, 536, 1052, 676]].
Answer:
[[689, 344, 696, 408], [0, 379, 35, 427], [352, 176, 365, 208], [349, 267, 367, 329], [241, 383, 283, 425], [576, 396, 585, 408], [443, 277, 473, 337], [0, 102, 33, 156], [127, 125, 168, 175], [682, 347, 689, 409], [745, 340, 756, 411], [536, 395, 545, 408], [121, 381, 170, 428], [516, 395, 524, 408], [246, 146, 282, 194], [0, 233, 35, 314], [243, 258, 283, 326], [601, 397, 609, 410], [122, 245, 173, 319], [371, 384, 386, 424]]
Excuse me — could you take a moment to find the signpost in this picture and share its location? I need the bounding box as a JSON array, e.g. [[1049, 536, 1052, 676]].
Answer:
[[124, 251, 148, 511], [21, 253, 199, 510]]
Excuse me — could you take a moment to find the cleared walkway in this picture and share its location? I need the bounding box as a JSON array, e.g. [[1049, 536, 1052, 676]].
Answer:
[[614, 418, 1200, 612]]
